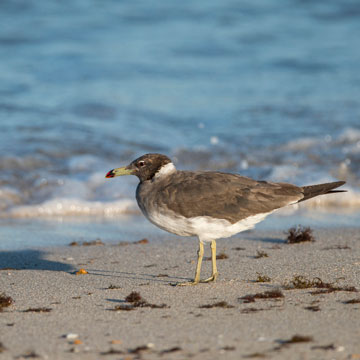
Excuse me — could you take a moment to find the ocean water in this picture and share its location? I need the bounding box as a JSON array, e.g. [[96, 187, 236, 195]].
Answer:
[[1, 0, 360, 248]]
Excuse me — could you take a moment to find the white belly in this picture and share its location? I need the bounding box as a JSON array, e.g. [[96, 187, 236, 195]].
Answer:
[[144, 208, 273, 242]]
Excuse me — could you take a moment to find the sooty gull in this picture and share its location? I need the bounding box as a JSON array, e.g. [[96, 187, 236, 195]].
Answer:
[[106, 153, 346, 285]]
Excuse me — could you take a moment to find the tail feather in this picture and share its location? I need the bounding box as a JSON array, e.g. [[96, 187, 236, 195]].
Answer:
[[299, 181, 346, 203]]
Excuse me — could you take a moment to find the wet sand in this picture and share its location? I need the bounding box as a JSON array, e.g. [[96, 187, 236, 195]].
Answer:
[[1, 228, 360, 359]]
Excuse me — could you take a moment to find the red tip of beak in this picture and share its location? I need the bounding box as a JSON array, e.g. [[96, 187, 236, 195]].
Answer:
[[105, 170, 115, 178]]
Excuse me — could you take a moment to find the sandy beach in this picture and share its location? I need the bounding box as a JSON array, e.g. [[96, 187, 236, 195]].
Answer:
[[1, 227, 360, 360]]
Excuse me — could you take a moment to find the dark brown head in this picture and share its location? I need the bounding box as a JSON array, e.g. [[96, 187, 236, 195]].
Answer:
[[105, 153, 175, 182]]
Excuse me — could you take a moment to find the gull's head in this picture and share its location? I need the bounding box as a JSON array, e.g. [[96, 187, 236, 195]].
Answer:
[[105, 153, 176, 182]]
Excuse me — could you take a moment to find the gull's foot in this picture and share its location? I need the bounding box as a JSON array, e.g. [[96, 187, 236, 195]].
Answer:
[[200, 272, 218, 283]]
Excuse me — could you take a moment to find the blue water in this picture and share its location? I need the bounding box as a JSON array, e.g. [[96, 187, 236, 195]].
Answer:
[[1, 0, 360, 247]]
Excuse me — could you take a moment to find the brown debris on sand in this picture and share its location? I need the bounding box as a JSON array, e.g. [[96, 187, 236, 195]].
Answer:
[[322, 244, 351, 250], [274, 335, 313, 350], [100, 348, 124, 355], [0, 342, 7, 353], [311, 343, 336, 350], [254, 250, 268, 259], [75, 268, 88, 275], [239, 290, 284, 303], [255, 273, 271, 283], [0, 293, 13, 312], [16, 350, 41, 358], [125, 291, 143, 303], [119, 238, 149, 246], [69, 239, 104, 246], [113, 291, 168, 311], [283, 275, 324, 290], [286, 226, 315, 244], [282, 275, 358, 294], [107, 284, 122, 290], [23, 308, 52, 313], [205, 252, 229, 261], [343, 298, 360, 304], [199, 301, 234, 309]]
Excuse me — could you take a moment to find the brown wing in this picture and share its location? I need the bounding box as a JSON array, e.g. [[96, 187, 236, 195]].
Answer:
[[158, 171, 304, 223]]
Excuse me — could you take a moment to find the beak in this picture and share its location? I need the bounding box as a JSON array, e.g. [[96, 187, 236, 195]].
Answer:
[[105, 167, 134, 178]]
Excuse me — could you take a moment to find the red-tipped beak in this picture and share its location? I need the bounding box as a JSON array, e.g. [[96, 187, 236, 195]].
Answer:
[[105, 167, 134, 178], [105, 169, 115, 178]]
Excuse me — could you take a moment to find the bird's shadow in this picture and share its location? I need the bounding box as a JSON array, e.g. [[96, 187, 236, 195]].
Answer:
[[0, 249, 74, 272], [0, 249, 188, 283], [87, 268, 189, 283]]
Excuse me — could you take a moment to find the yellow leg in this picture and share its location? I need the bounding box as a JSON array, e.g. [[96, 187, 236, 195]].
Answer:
[[201, 240, 218, 283], [177, 241, 204, 286]]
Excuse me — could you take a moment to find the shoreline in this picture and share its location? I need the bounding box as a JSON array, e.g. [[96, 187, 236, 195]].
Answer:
[[1, 228, 360, 359], [1, 208, 360, 250]]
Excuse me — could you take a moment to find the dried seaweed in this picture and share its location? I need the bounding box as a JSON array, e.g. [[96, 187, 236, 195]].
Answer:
[[310, 285, 357, 295], [243, 352, 266, 358], [113, 305, 136, 311], [343, 298, 360, 304], [322, 245, 350, 250], [119, 238, 149, 246], [311, 344, 336, 350], [199, 301, 234, 309], [107, 284, 122, 290], [159, 347, 182, 355], [113, 292, 168, 311], [134, 238, 149, 245], [221, 346, 236, 351], [254, 250, 268, 259], [205, 252, 229, 261], [286, 226, 315, 244], [282, 335, 313, 343], [239, 290, 284, 303], [241, 307, 264, 314], [128, 344, 153, 354], [100, 348, 124, 355], [274, 335, 313, 350], [283, 275, 358, 294], [283, 276, 324, 290], [23, 307, 52, 313], [69, 239, 104, 246], [125, 292, 143, 303], [255, 273, 271, 282], [0, 293, 13, 312], [16, 351, 41, 358]]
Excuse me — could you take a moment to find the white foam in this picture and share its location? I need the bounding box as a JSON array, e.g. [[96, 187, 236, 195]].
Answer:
[[0, 187, 22, 211], [282, 137, 319, 151], [68, 155, 101, 172], [338, 128, 360, 143], [301, 189, 360, 211], [4, 198, 139, 218]]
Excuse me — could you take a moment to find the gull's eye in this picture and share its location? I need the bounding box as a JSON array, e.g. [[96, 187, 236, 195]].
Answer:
[[138, 160, 145, 167]]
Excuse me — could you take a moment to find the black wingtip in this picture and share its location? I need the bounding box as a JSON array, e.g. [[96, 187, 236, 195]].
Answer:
[[300, 181, 347, 202]]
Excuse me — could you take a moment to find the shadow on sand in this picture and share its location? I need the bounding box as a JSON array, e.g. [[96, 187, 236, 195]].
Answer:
[[242, 236, 286, 244], [0, 249, 74, 272]]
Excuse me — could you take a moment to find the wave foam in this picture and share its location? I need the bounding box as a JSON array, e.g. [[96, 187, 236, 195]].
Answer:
[[3, 187, 360, 220], [4, 198, 139, 218]]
